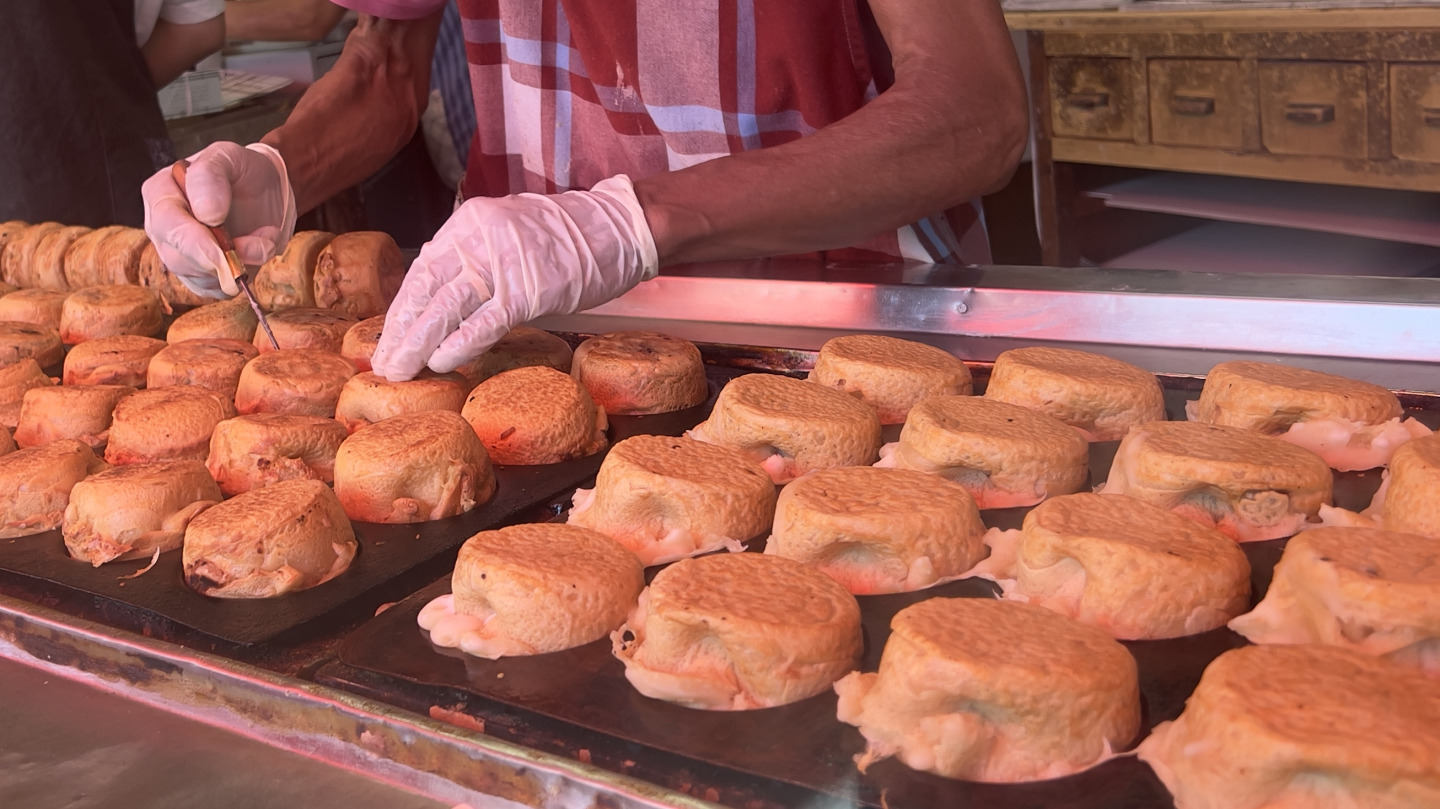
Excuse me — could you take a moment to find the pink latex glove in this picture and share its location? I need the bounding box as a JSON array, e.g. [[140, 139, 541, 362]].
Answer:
[[141, 141, 297, 298], [371, 175, 659, 381]]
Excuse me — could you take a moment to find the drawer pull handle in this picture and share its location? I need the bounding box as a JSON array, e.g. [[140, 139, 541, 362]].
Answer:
[[1066, 91, 1110, 110], [1425, 107, 1440, 128], [1171, 94, 1216, 117], [1285, 103, 1335, 125]]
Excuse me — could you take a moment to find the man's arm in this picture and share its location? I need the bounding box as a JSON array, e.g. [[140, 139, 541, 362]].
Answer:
[[634, 0, 1028, 265], [259, 11, 442, 213], [142, 16, 227, 87], [225, 0, 347, 43]]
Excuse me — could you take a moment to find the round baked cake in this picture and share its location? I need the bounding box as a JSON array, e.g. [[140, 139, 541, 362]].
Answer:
[[461, 366, 607, 465], [571, 330, 708, 415], [983, 346, 1165, 441], [419, 523, 644, 659], [809, 334, 972, 424], [689, 372, 882, 484], [835, 597, 1140, 782]]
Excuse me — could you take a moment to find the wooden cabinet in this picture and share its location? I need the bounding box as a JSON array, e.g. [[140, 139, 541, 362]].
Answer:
[[1259, 62, 1369, 159], [1049, 57, 1134, 140], [1391, 63, 1440, 163], [1011, 9, 1440, 268], [1148, 59, 1249, 150]]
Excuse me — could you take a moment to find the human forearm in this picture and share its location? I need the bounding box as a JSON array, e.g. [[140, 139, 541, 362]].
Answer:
[[142, 16, 227, 87], [634, 0, 1027, 265], [225, 0, 346, 42], [259, 12, 441, 213]]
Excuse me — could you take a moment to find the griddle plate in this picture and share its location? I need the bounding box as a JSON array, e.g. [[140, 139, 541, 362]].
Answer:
[[327, 387, 1395, 809], [0, 373, 734, 646]]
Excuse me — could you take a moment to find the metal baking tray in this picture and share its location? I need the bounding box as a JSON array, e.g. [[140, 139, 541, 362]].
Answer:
[[318, 365, 1432, 809], [0, 590, 711, 809], [0, 383, 728, 647]]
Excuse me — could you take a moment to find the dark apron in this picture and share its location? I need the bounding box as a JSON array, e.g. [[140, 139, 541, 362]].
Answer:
[[0, 0, 174, 228]]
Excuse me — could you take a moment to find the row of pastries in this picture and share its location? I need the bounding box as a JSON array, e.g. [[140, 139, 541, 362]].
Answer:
[[0, 221, 1434, 807], [415, 332, 1439, 808]]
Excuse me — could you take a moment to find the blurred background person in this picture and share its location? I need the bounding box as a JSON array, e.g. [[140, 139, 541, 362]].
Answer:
[[0, 0, 223, 227]]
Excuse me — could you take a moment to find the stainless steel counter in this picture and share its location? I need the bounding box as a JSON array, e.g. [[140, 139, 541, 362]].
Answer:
[[539, 263, 1440, 389]]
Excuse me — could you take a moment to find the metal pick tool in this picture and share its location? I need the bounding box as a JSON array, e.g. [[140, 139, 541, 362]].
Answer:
[[169, 159, 280, 350]]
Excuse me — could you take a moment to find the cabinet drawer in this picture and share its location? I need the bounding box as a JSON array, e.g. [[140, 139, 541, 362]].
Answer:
[[1049, 57, 1132, 141], [1148, 59, 1247, 150], [1259, 62, 1367, 159], [1392, 64, 1440, 163]]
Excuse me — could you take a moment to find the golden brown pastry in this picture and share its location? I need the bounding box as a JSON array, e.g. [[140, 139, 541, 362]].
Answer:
[[463, 325, 573, 385], [767, 466, 986, 594], [0, 321, 63, 369], [254, 307, 356, 353], [972, 492, 1251, 639], [206, 413, 349, 496], [809, 334, 972, 424], [0, 289, 69, 331], [0, 359, 54, 429], [104, 386, 237, 465], [419, 523, 644, 659], [689, 372, 882, 484], [334, 410, 496, 523], [0, 221, 28, 274], [0, 427, 13, 457], [62, 335, 167, 386], [568, 434, 776, 566], [1382, 434, 1440, 539], [59, 285, 164, 343], [14, 384, 134, 450], [61, 225, 127, 289], [312, 231, 404, 319], [137, 240, 209, 309], [0, 439, 107, 538], [333, 371, 468, 433], [1229, 527, 1440, 671], [166, 295, 258, 343], [877, 394, 1089, 509], [1137, 644, 1440, 809], [183, 478, 358, 599], [2, 222, 64, 287], [613, 553, 862, 710], [983, 346, 1165, 441], [146, 338, 259, 399], [461, 366, 607, 465], [1102, 420, 1333, 542], [95, 227, 149, 285], [835, 598, 1140, 782], [1192, 360, 1420, 471], [571, 330, 708, 415], [252, 230, 334, 311], [62, 460, 221, 566], [340, 315, 384, 372], [28, 226, 91, 290], [234, 349, 357, 417]]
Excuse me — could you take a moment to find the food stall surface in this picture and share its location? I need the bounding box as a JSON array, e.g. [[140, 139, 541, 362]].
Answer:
[[0, 654, 447, 809], [0, 261, 1434, 809]]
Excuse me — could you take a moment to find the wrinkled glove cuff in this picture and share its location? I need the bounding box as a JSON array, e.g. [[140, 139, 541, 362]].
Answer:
[[594, 175, 660, 282], [245, 142, 299, 254]]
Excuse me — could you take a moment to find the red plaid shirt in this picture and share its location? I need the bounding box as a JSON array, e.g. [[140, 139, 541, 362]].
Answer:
[[335, 0, 986, 263]]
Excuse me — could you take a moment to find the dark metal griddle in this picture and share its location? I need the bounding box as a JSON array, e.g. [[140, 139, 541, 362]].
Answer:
[[317, 377, 1416, 809], [0, 376, 735, 646]]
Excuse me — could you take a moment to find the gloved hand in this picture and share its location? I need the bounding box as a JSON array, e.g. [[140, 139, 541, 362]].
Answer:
[[371, 175, 659, 381], [141, 141, 297, 298]]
